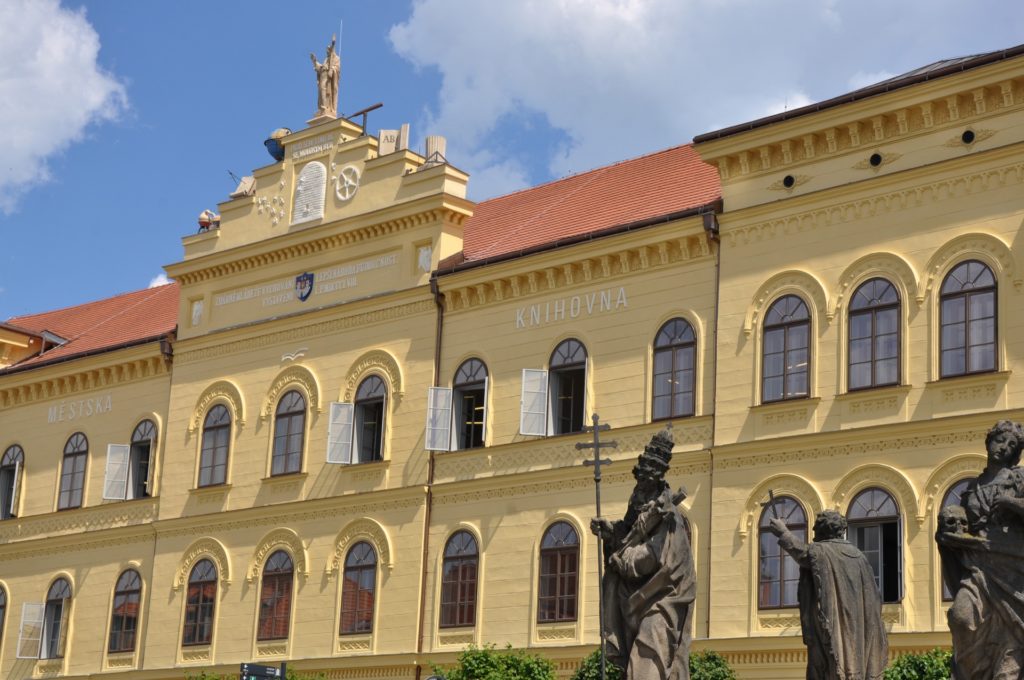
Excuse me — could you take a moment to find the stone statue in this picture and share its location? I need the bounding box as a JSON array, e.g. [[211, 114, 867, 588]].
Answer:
[[310, 36, 340, 119], [938, 420, 1024, 679], [766, 508, 888, 680], [590, 429, 696, 679]]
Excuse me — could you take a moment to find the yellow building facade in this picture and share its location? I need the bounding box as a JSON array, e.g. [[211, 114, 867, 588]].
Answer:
[[1, 45, 1023, 680]]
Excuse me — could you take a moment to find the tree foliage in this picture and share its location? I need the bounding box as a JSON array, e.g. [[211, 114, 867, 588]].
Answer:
[[187, 670, 325, 680], [570, 648, 735, 680], [883, 649, 952, 680], [432, 644, 557, 680], [570, 649, 623, 680]]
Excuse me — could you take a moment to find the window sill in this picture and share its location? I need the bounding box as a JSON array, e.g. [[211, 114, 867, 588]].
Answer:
[[926, 369, 1010, 389], [180, 643, 212, 664], [342, 458, 389, 470], [189, 483, 231, 497], [534, 621, 577, 644], [756, 608, 801, 632], [260, 472, 308, 485], [336, 633, 372, 654], [255, 639, 288, 658], [750, 396, 820, 414], [835, 383, 911, 401], [437, 627, 475, 647], [105, 651, 136, 670]]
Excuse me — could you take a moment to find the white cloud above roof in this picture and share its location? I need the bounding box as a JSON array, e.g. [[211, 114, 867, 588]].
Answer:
[[0, 0, 126, 213]]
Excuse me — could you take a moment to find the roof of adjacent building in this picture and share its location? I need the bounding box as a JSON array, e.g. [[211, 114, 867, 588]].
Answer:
[[443, 143, 721, 271], [693, 43, 1024, 143], [1, 283, 179, 372]]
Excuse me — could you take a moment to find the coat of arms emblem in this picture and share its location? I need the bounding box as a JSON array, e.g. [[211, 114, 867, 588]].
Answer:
[[295, 272, 315, 302]]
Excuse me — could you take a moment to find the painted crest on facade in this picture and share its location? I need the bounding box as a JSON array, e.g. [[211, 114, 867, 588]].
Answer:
[[295, 272, 315, 302]]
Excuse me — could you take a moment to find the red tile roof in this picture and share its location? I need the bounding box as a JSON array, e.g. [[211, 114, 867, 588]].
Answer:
[[2, 283, 179, 371], [455, 143, 720, 267]]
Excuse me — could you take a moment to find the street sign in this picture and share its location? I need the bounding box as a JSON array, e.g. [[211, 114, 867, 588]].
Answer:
[[240, 662, 284, 679]]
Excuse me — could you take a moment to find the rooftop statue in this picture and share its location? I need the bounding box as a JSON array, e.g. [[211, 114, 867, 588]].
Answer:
[[938, 420, 1024, 679], [766, 507, 888, 680], [590, 429, 696, 679], [310, 36, 340, 120]]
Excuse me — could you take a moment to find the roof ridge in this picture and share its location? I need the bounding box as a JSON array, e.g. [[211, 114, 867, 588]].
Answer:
[[477, 143, 693, 205], [7, 282, 177, 325]]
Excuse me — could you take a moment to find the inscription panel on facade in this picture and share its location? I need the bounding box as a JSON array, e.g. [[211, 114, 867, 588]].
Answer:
[[209, 251, 401, 329]]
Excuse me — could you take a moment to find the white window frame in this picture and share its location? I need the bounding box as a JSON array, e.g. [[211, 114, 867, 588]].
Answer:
[[16, 602, 44, 659], [103, 444, 131, 500], [425, 387, 453, 452], [327, 402, 355, 464], [520, 369, 548, 436]]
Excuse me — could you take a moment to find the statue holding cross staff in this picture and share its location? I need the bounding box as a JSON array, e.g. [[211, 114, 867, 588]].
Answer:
[[589, 423, 696, 679]]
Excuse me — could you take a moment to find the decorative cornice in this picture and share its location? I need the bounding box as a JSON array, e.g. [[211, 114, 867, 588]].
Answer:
[[173, 208, 467, 286], [443, 233, 712, 313], [326, 517, 393, 579], [175, 300, 434, 364], [725, 157, 1024, 253], [0, 355, 167, 410], [711, 75, 1022, 181], [0, 499, 157, 544], [189, 380, 246, 433], [260, 364, 322, 419]]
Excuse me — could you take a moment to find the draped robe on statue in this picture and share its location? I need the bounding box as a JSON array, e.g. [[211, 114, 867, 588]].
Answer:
[[779, 533, 888, 680], [601, 487, 696, 680]]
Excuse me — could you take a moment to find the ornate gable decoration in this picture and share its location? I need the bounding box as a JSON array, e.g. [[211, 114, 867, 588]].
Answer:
[[247, 528, 309, 582], [189, 380, 246, 433], [260, 365, 321, 420]]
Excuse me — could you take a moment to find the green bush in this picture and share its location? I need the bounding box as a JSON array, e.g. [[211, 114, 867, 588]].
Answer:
[[883, 649, 952, 680], [432, 643, 556, 680], [690, 650, 737, 680], [187, 670, 325, 680], [570, 649, 623, 680], [570, 648, 734, 680]]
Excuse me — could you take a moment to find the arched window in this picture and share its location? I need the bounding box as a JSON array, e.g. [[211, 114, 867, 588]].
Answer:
[[58, 434, 88, 510], [653, 318, 696, 420], [538, 522, 579, 623], [129, 420, 157, 499], [257, 551, 293, 641], [182, 559, 217, 646], [454, 359, 488, 449], [198, 405, 230, 487], [941, 479, 971, 601], [109, 569, 141, 653], [848, 488, 901, 602], [758, 497, 806, 609], [1, 444, 24, 519], [940, 260, 996, 377], [550, 339, 587, 434], [355, 376, 386, 463], [848, 278, 900, 390], [762, 295, 810, 403], [272, 390, 306, 476], [340, 542, 377, 635], [440, 531, 478, 628], [43, 578, 72, 658]]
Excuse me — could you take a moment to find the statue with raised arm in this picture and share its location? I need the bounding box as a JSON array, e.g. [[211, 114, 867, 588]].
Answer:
[[310, 35, 340, 119], [766, 508, 888, 680], [938, 420, 1024, 679], [590, 429, 695, 679]]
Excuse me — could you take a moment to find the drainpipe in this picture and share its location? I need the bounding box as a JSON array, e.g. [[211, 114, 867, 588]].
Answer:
[[701, 209, 721, 640], [415, 277, 444, 679]]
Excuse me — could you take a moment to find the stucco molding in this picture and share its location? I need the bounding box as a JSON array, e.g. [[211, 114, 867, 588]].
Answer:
[[831, 252, 920, 320], [919, 453, 985, 521], [326, 517, 393, 579], [260, 365, 322, 420], [247, 527, 309, 582], [740, 474, 824, 539], [744, 270, 829, 338], [174, 537, 232, 591], [0, 355, 167, 409], [832, 464, 920, 526], [189, 380, 245, 433], [919, 231, 1018, 302], [343, 350, 404, 401]]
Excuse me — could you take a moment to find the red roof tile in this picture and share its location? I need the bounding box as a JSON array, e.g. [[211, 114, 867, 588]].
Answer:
[[3, 283, 179, 371], [459, 144, 720, 264]]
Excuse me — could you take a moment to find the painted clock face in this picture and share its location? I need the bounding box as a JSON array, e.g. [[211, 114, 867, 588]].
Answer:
[[335, 165, 360, 201]]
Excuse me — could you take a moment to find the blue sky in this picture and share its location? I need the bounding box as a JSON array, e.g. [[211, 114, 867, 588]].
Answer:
[[1, 0, 1023, 319]]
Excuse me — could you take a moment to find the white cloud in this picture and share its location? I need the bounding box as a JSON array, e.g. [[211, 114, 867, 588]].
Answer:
[[390, 0, 1024, 199], [148, 273, 170, 288], [0, 0, 126, 213], [847, 71, 898, 91]]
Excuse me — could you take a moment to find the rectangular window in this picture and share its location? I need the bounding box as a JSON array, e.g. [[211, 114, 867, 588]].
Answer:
[[551, 367, 586, 434], [456, 383, 486, 449], [58, 454, 86, 509]]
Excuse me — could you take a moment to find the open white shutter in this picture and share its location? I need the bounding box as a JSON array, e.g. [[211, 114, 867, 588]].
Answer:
[[16, 602, 44, 659], [103, 444, 130, 500], [425, 387, 453, 452], [480, 376, 489, 446], [520, 369, 548, 436], [57, 600, 70, 658], [9, 459, 20, 517], [327, 402, 354, 464]]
